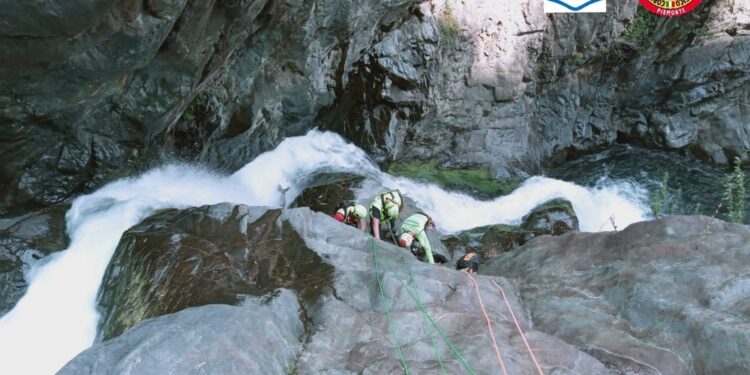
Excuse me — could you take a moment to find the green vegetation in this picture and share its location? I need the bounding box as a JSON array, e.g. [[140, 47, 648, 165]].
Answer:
[[619, 7, 660, 46], [607, 7, 659, 62], [388, 160, 521, 198], [98, 265, 154, 340], [183, 91, 213, 121], [530, 198, 574, 213], [724, 157, 746, 223], [438, 3, 460, 47], [571, 51, 586, 65], [650, 171, 682, 218], [651, 161, 747, 223], [691, 25, 712, 38]]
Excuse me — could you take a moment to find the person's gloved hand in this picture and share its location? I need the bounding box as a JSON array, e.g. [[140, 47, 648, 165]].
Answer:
[[433, 253, 448, 264]]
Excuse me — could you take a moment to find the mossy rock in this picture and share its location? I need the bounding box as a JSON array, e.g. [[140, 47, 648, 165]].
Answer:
[[96, 205, 334, 341], [522, 199, 579, 235], [442, 224, 533, 262], [387, 160, 520, 198]]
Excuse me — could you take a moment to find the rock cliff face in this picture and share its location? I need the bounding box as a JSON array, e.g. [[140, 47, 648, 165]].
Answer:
[[2, 0, 747, 215], [65, 204, 612, 374], [0, 0, 416, 214], [324, 0, 749, 176]]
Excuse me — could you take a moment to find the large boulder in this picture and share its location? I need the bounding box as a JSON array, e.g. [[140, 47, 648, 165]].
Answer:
[[64, 204, 611, 374], [442, 199, 578, 261], [442, 224, 534, 262], [521, 198, 579, 235], [289, 174, 364, 213], [60, 290, 304, 375], [96, 204, 334, 341], [482, 215, 750, 374]]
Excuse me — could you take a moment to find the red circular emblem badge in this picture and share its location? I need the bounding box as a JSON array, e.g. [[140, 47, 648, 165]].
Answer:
[[639, 0, 702, 16]]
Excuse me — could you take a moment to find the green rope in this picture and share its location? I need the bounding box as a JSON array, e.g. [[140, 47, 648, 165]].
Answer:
[[379, 251, 478, 375], [390, 262, 477, 374], [396, 251, 448, 375], [371, 238, 410, 374], [385, 224, 447, 374]]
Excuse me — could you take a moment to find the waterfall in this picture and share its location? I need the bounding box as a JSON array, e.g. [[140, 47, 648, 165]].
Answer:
[[0, 130, 650, 374]]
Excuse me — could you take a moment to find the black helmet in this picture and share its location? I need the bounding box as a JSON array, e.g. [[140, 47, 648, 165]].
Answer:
[[456, 252, 480, 273]]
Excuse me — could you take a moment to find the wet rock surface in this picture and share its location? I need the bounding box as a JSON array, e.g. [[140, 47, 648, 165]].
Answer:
[[289, 174, 364, 214], [522, 198, 579, 235], [322, 0, 749, 175], [0, 204, 69, 315], [482, 215, 750, 374], [65, 204, 611, 374], [96, 204, 334, 341]]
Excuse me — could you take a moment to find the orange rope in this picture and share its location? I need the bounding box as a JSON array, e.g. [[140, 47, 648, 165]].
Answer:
[[489, 278, 545, 375], [467, 273, 509, 375]]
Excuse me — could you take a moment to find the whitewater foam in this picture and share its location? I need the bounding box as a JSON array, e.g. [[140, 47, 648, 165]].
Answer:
[[371, 175, 650, 233]]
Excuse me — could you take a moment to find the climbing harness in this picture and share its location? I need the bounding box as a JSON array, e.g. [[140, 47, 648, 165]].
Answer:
[[370, 238, 410, 374], [489, 278, 545, 375], [467, 272, 509, 375]]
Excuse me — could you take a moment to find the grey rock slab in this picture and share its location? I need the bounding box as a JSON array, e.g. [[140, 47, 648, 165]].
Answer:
[[59, 290, 303, 375], [483, 215, 750, 374]]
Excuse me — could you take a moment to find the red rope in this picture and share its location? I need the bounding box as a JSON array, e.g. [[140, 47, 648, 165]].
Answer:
[[489, 278, 545, 375], [467, 273, 508, 375]]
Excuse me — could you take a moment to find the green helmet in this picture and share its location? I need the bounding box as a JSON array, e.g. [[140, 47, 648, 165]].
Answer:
[[351, 204, 367, 219]]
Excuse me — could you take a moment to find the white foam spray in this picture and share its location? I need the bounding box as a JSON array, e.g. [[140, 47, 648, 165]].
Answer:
[[371, 174, 650, 233], [0, 130, 650, 374]]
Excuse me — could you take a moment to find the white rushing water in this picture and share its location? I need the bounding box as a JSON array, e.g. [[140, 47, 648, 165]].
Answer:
[[0, 130, 651, 374]]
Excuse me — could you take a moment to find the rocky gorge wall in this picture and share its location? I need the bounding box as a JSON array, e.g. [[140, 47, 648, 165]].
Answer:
[[322, 0, 750, 177], [1, 0, 748, 216]]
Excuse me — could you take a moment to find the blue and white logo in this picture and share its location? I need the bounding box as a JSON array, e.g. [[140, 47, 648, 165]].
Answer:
[[544, 0, 606, 13]]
